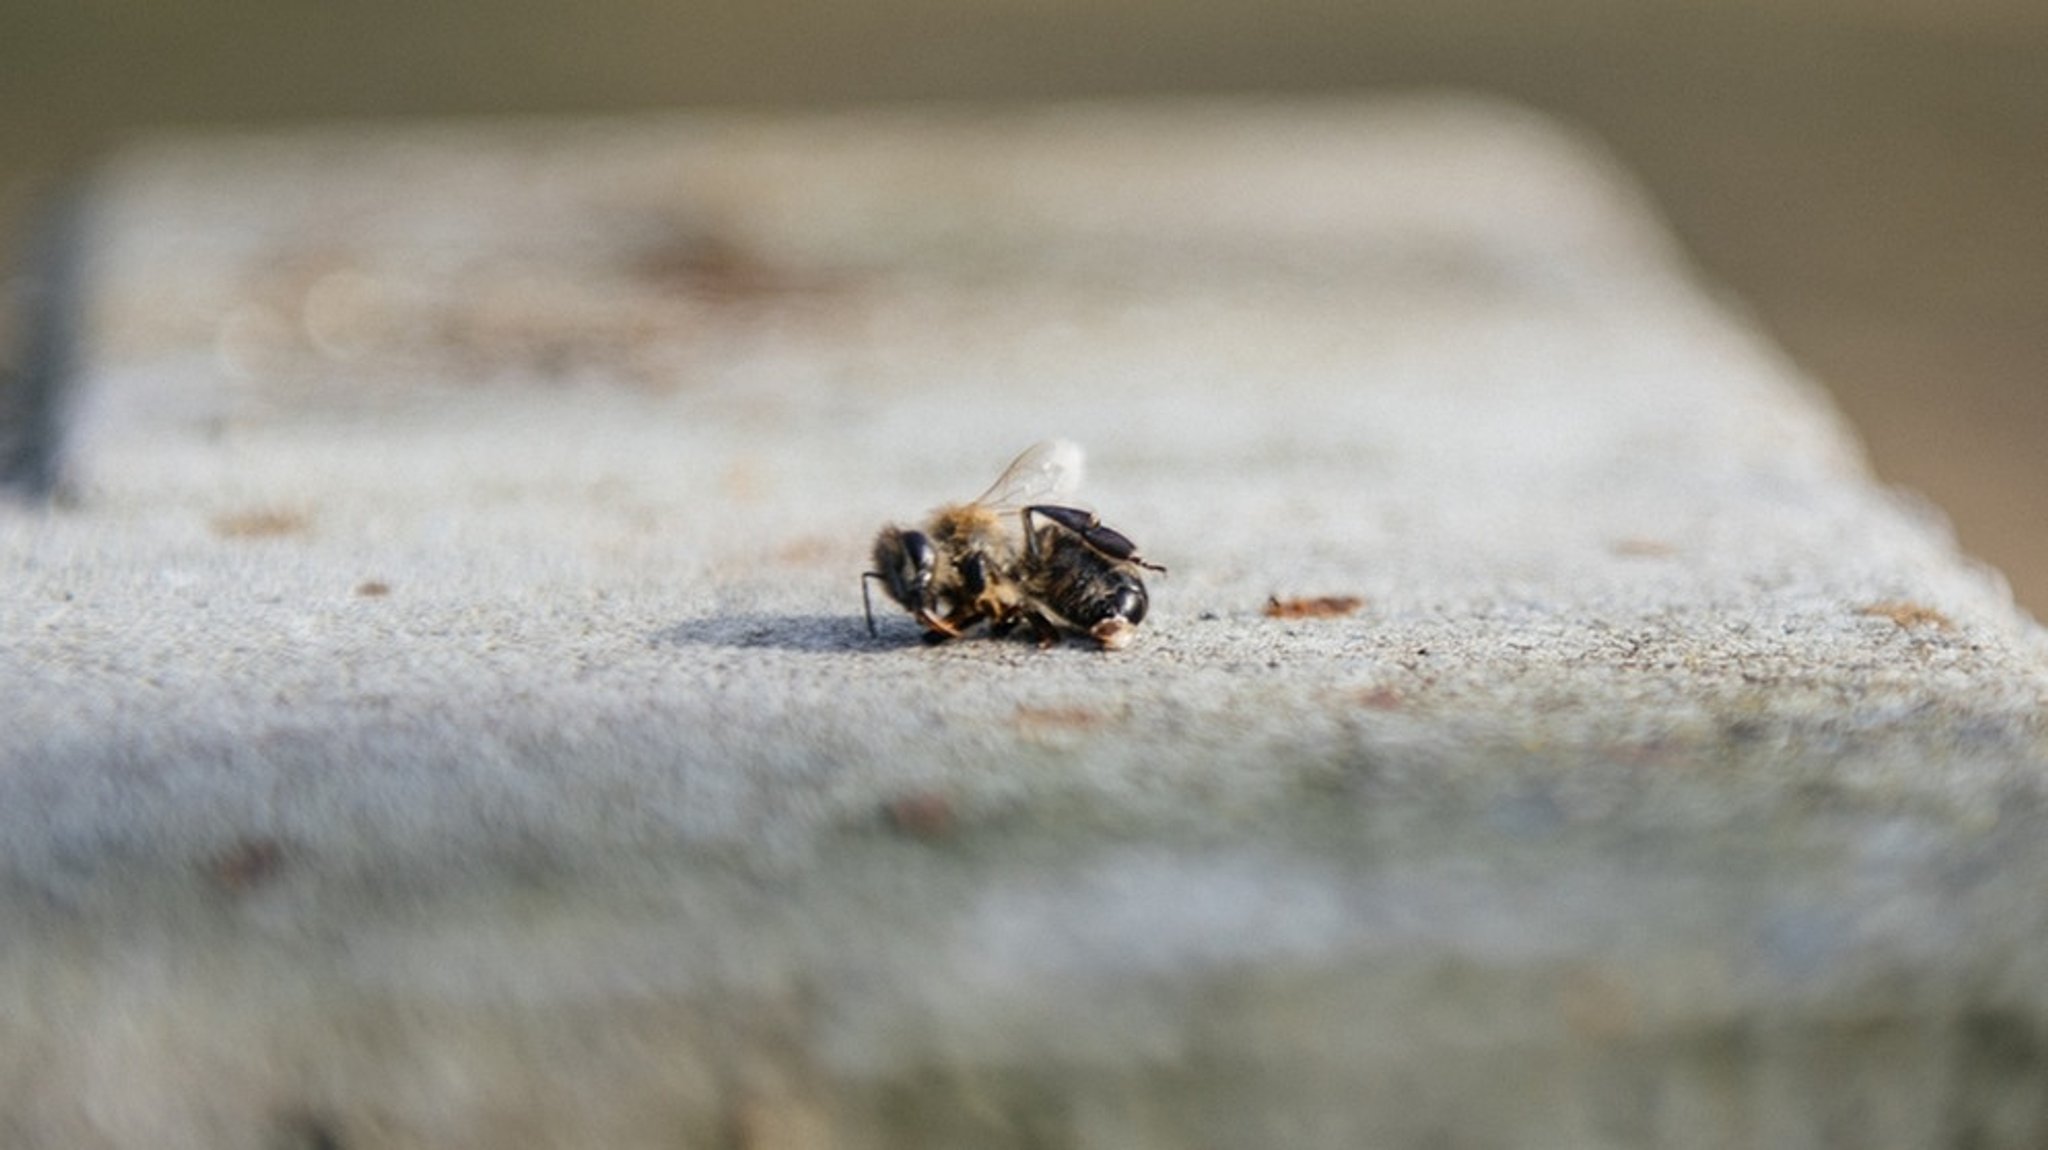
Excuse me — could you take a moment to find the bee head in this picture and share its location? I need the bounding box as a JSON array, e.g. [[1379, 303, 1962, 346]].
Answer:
[[872, 526, 938, 610]]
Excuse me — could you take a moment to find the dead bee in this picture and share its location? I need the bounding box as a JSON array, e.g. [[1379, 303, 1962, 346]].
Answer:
[[863, 440, 1164, 649]]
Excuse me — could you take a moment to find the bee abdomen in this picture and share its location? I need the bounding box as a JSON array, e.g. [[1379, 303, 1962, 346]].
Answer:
[[1035, 549, 1148, 628]]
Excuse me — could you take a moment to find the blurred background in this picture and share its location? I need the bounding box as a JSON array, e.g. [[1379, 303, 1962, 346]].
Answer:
[[3, 0, 2043, 612]]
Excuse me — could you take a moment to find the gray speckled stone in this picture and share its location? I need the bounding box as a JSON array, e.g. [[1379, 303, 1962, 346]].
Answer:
[[3, 97, 2046, 1148]]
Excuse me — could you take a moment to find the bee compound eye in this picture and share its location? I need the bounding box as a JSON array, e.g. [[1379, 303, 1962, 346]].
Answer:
[[902, 531, 936, 573]]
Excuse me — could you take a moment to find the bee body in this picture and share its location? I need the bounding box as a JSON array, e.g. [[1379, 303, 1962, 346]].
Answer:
[[863, 441, 1161, 649]]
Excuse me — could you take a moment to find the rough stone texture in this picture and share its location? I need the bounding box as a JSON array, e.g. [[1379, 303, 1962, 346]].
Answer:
[[4, 97, 2048, 1148]]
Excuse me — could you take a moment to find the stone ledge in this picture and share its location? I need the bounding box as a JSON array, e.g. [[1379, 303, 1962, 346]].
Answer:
[[2, 96, 2046, 1147]]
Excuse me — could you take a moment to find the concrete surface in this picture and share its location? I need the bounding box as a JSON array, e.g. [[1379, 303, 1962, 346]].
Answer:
[[4, 97, 2048, 1148]]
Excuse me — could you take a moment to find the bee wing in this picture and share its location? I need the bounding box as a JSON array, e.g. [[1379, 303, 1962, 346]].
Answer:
[[971, 439, 1085, 510]]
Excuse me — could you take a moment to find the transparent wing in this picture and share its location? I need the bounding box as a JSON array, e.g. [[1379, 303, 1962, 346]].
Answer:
[[971, 439, 1085, 510]]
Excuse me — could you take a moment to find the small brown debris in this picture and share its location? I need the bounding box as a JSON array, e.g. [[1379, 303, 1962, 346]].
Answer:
[[1264, 595, 1365, 619], [207, 837, 287, 894], [730, 1090, 832, 1150], [1606, 740, 1678, 767], [1558, 967, 1638, 1039], [633, 233, 830, 304], [354, 580, 391, 597], [882, 792, 956, 840], [723, 460, 771, 503], [772, 536, 837, 567], [1611, 538, 1679, 558], [1857, 600, 1954, 630], [211, 508, 310, 539], [1012, 704, 1110, 730], [1354, 686, 1406, 711]]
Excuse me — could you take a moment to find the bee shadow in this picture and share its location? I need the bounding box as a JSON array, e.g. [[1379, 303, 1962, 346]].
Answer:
[[653, 612, 916, 653]]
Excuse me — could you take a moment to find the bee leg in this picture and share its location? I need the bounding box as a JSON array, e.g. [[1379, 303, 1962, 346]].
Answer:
[[915, 608, 965, 639], [957, 552, 991, 601], [1023, 506, 1166, 573], [934, 552, 1010, 639], [1023, 610, 1064, 648]]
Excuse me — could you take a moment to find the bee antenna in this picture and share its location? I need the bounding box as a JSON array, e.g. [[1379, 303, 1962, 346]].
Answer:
[[861, 572, 884, 637]]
